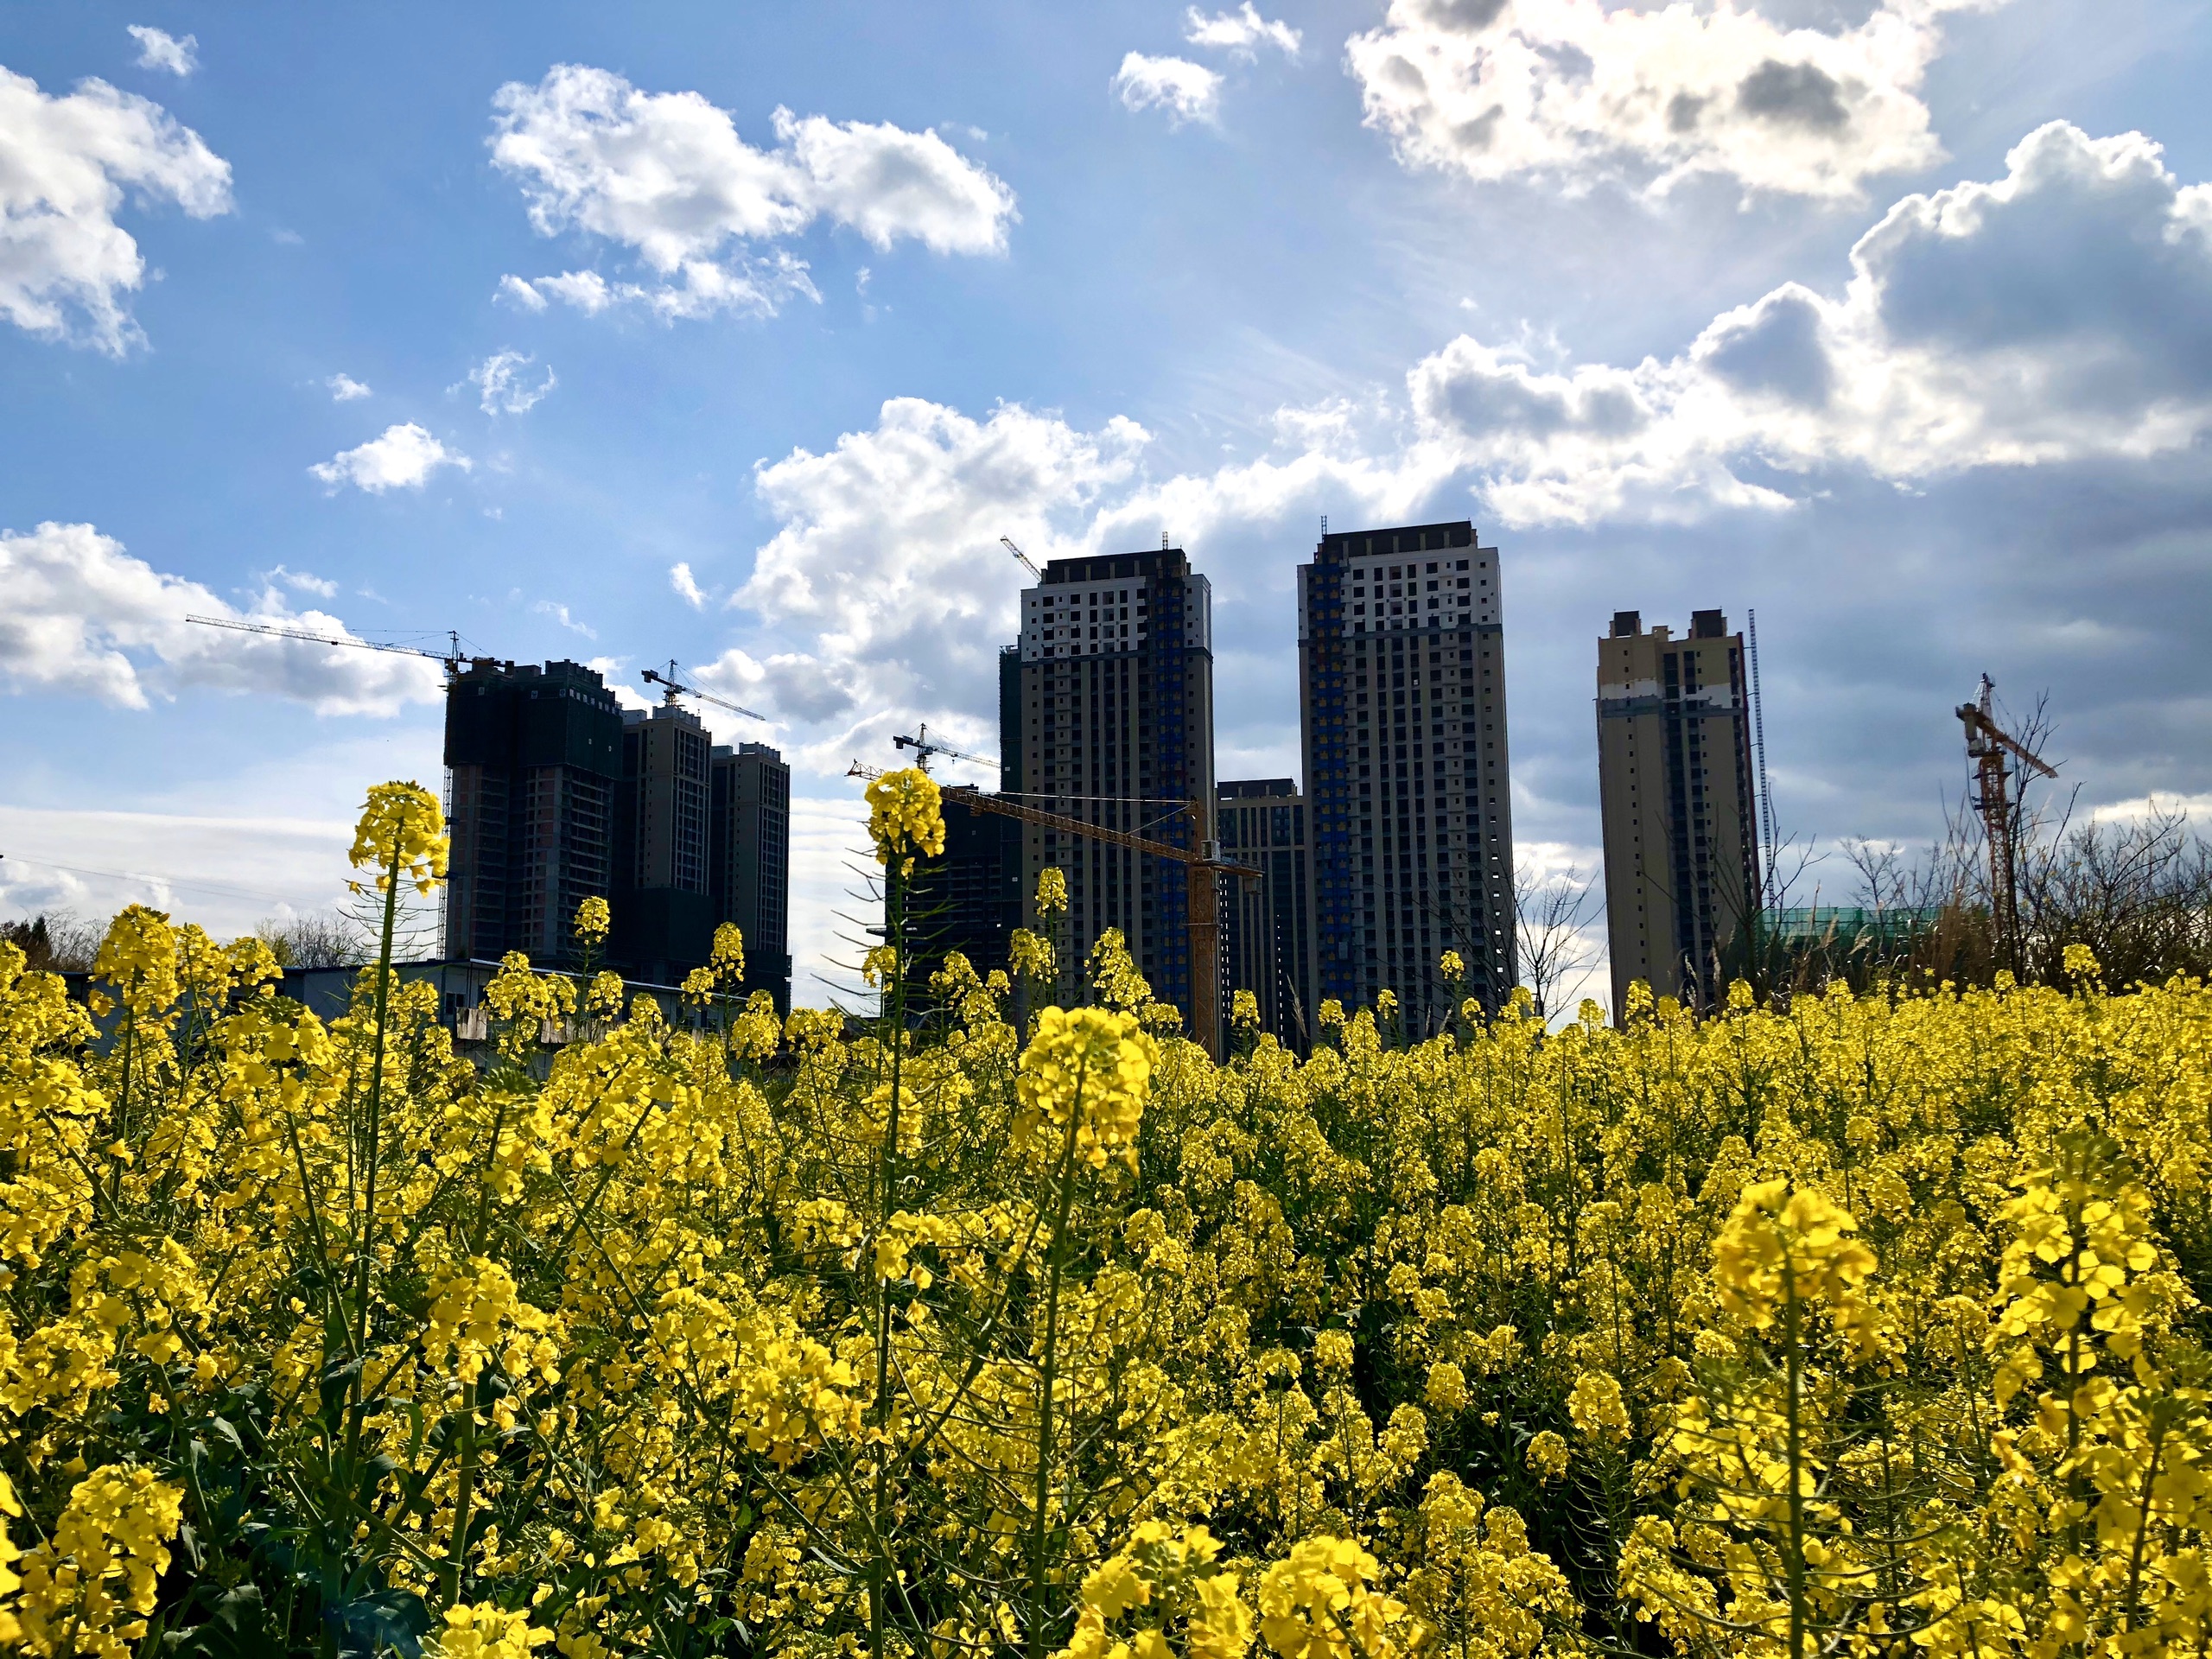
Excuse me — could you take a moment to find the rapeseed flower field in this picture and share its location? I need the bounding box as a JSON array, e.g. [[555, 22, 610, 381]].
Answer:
[[4, 772, 2211, 1657]]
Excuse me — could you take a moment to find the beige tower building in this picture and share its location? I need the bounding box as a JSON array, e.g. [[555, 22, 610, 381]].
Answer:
[[1597, 609, 1764, 1014]]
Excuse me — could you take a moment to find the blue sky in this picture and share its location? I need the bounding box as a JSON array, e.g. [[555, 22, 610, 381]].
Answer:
[[4, 0, 2211, 1005]]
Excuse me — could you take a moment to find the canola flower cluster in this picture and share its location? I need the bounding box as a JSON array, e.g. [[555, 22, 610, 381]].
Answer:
[[3, 769, 2212, 1657]]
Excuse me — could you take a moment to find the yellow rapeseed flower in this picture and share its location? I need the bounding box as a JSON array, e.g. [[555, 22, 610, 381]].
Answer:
[[348, 779, 448, 895], [867, 766, 946, 872], [1015, 1006, 1158, 1171]]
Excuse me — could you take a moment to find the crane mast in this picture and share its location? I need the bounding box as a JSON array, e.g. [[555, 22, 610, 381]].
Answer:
[[1956, 675, 2056, 971]]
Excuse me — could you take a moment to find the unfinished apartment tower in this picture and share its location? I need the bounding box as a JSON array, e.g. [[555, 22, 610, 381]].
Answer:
[[1596, 609, 1764, 1014]]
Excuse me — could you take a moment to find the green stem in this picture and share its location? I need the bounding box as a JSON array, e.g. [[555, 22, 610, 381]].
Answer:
[[1783, 1266, 1808, 1659], [1029, 1063, 1086, 1659], [110, 1007, 137, 1205], [2120, 1417, 2167, 1635], [869, 858, 907, 1659], [347, 830, 404, 1459], [448, 1378, 477, 1608]]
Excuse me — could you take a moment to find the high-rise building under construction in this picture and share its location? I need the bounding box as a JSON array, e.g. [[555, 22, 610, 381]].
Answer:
[[710, 741, 793, 1013], [1595, 609, 1764, 1013], [1011, 547, 1216, 1023], [1297, 521, 1516, 1030], [1218, 779, 1313, 1049], [442, 658, 789, 990], [442, 658, 624, 966], [613, 702, 715, 983]]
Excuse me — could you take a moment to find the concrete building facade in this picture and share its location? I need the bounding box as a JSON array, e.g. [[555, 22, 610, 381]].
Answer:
[[442, 658, 624, 966], [1596, 609, 1764, 1014], [613, 702, 715, 983], [1297, 521, 1516, 1031], [1012, 548, 1216, 1023], [1218, 779, 1313, 1050], [710, 741, 793, 1013]]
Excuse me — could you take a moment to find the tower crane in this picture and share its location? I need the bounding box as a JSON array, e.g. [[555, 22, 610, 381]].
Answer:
[[1956, 674, 2056, 969], [892, 723, 1000, 776], [640, 662, 769, 724], [848, 760, 1255, 1059], [186, 615, 468, 676], [1001, 537, 1042, 580]]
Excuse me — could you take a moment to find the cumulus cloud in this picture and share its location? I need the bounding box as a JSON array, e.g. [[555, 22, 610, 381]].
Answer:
[[713, 120, 2212, 792], [309, 423, 472, 493], [1403, 124, 2212, 524], [488, 65, 1016, 320], [719, 390, 1461, 774], [1185, 3, 1301, 58], [468, 349, 556, 415], [1345, 0, 2005, 200], [127, 25, 198, 76], [325, 372, 372, 401], [0, 521, 444, 713], [724, 398, 1152, 763], [671, 563, 708, 609], [0, 66, 233, 352], [1112, 54, 1224, 125]]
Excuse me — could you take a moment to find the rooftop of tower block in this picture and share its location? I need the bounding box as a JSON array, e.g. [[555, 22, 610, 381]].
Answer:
[[1038, 549, 1190, 583], [1314, 521, 1475, 560]]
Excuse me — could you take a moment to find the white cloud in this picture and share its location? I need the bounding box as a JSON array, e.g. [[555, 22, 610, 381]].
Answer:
[[264, 564, 338, 598], [671, 563, 708, 609], [786, 791, 874, 1006], [1404, 123, 2212, 524], [309, 423, 472, 493], [127, 25, 198, 76], [499, 257, 817, 324], [495, 273, 550, 312], [0, 520, 445, 714], [1346, 0, 2005, 201], [468, 348, 556, 415], [727, 397, 1151, 766], [0, 66, 232, 352], [771, 108, 1018, 255], [325, 372, 372, 401], [533, 600, 596, 639], [498, 255, 818, 321], [487, 65, 1016, 321], [715, 122, 2212, 796], [0, 805, 356, 935], [1112, 54, 1224, 126], [1185, 3, 1301, 59]]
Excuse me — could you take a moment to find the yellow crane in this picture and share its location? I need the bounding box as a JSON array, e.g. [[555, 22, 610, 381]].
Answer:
[[849, 760, 1255, 1059], [1956, 674, 2056, 968]]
